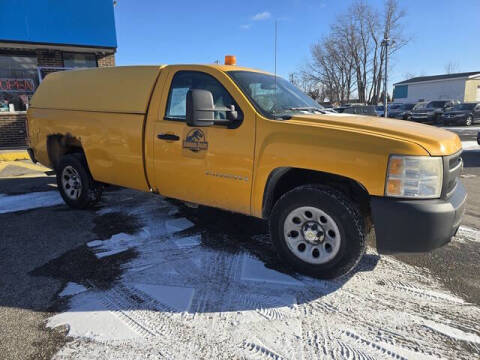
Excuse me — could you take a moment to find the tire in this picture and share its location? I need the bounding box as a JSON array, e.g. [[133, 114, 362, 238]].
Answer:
[[269, 185, 366, 279], [56, 153, 102, 209], [465, 115, 473, 126]]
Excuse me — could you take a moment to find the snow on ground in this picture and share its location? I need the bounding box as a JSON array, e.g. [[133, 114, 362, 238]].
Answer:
[[462, 141, 480, 151], [456, 226, 480, 243], [0, 191, 63, 214], [47, 192, 480, 359], [59, 283, 88, 297]]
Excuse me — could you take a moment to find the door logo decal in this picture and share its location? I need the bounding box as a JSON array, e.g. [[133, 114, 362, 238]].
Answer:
[[183, 129, 208, 151]]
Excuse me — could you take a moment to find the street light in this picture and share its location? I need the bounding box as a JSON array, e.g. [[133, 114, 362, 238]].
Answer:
[[381, 38, 390, 118]]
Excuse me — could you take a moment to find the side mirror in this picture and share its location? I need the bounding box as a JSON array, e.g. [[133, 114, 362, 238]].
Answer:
[[186, 89, 241, 127], [186, 89, 215, 127]]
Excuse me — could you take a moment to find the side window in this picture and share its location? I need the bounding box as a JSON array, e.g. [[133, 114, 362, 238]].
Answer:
[[165, 71, 239, 121]]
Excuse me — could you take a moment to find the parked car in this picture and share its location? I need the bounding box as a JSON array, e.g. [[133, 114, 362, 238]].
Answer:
[[441, 102, 480, 126], [343, 105, 378, 116], [375, 105, 385, 117], [333, 105, 349, 113], [411, 100, 458, 124], [388, 103, 417, 120], [26, 61, 466, 279]]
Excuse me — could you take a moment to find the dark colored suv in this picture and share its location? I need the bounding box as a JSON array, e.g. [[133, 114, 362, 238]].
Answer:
[[411, 100, 458, 124], [343, 105, 378, 116], [388, 103, 417, 120], [441, 103, 480, 126]]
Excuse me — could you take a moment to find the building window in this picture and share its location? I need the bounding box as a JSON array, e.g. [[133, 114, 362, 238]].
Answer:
[[393, 85, 408, 99], [63, 52, 97, 68], [0, 54, 38, 112]]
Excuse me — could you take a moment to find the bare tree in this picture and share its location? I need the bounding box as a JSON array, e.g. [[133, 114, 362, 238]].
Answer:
[[302, 0, 408, 105], [289, 71, 326, 102], [303, 33, 355, 104], [444, 61, 459, 74]]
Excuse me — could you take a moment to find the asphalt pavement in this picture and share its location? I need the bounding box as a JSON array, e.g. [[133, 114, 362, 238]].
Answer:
[[0, 125, 479, 359]]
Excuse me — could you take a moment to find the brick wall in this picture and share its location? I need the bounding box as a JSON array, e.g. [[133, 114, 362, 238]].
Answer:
[[97, 53, 115, 67], [0, 113, 27, 148]]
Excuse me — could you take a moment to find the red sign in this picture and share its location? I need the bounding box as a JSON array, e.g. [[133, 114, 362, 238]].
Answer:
[[0, 78, 35, 93]]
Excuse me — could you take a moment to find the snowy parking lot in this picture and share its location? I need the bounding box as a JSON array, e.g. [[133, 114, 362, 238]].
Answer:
[[1, 132, 480, 359], [1, 187, 480, 359]]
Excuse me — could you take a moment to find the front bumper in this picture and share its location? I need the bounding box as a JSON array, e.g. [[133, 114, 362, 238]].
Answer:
[[412, 114, 435, 123], [370, 181, 466, 254]]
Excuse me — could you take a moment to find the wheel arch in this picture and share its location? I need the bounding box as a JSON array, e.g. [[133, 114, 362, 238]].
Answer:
[[46, 133, 87, 171], [262, 167, 371, 221]]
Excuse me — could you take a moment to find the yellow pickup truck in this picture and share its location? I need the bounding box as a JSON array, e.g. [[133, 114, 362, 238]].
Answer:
[[27, 59, 466, 278]]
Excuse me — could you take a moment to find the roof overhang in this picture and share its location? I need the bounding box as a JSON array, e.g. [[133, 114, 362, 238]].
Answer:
[[0, 40, 116, 54], [394, 75, 480, 87]]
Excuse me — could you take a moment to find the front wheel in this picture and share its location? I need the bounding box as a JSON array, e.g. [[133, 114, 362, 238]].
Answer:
[[56, 153, 102, 209], [466, 115, 473, 126], [269, 185, 366, 279]]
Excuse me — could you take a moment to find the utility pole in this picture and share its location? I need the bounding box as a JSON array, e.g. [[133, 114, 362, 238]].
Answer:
[[274, 20, 278, 88], [381, 38, 390, 118]]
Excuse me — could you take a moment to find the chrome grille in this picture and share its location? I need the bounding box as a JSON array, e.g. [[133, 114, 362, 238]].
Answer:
[[442, 151, 462, 199]]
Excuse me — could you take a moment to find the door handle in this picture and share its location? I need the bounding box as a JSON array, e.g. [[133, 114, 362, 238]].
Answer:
[[157, 133, 180, 141]]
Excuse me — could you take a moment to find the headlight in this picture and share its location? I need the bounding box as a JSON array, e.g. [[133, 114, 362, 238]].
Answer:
[[385, 155, 443, 199]]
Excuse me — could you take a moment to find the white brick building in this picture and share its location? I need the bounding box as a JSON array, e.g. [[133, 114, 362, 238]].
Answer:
[[393, 72, 480, 104]]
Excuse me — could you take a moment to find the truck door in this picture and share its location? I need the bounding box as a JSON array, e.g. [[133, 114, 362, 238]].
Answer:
[[475, 104, 480, 121], [151, 67, 255, 215]]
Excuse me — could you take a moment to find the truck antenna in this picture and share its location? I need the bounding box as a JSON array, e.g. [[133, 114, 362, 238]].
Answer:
[[274, 19, 278, 113]]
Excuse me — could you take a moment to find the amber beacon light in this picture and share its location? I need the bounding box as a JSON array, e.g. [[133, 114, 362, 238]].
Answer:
[[224, 55, 236, 65]]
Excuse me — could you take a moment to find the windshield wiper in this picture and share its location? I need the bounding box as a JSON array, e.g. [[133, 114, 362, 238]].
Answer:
[[288, 107, 326, 113]]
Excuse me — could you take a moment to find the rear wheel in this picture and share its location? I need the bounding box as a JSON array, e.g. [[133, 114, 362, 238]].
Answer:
[[269, 185, 366, 279], [56, 153, 102, 209]]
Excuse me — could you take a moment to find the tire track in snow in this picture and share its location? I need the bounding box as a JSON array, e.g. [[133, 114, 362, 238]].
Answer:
[[241, 341, 285, 360], [48, 190, 480, 359]]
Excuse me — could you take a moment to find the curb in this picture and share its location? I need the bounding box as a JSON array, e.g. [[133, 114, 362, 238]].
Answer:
[[0, 151, 30, 161]]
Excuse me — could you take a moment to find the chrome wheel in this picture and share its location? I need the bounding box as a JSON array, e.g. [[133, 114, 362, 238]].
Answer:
[[466, 116, 473, 126], [62, 165, 82, 200], [283, 206, 341, 265]]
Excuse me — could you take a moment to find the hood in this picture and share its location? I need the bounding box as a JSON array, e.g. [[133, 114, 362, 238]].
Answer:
[[289, 113, 462, 156], [412, 108, 436, 114]]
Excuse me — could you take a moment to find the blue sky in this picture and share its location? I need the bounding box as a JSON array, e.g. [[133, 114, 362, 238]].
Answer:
[[114, 0, 480, 90]]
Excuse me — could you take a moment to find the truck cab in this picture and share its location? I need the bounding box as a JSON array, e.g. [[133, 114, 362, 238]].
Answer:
[[27, 59, 467, 279]]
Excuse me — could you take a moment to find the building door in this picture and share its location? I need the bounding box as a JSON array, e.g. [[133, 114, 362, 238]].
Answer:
[[476, 85, 480, 101], [152, 68, 256, 215]]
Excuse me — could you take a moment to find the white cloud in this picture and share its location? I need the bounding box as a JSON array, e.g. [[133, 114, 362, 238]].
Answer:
[[251, 11, 271, 21], [240, 24, 251, 30]]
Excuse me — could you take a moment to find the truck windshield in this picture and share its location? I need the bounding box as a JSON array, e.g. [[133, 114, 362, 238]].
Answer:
[[427, 101, 447, 108], [414, 103, 427, 110], [228, 71, 324, 118], [400, 103, 415, 110], [452, 103, 475, 110]]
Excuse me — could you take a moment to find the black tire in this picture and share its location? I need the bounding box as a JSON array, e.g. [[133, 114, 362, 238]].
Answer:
[[466, 115, 473, 127], [269, 185, 366, 279], [56, 153, 102, 209]]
